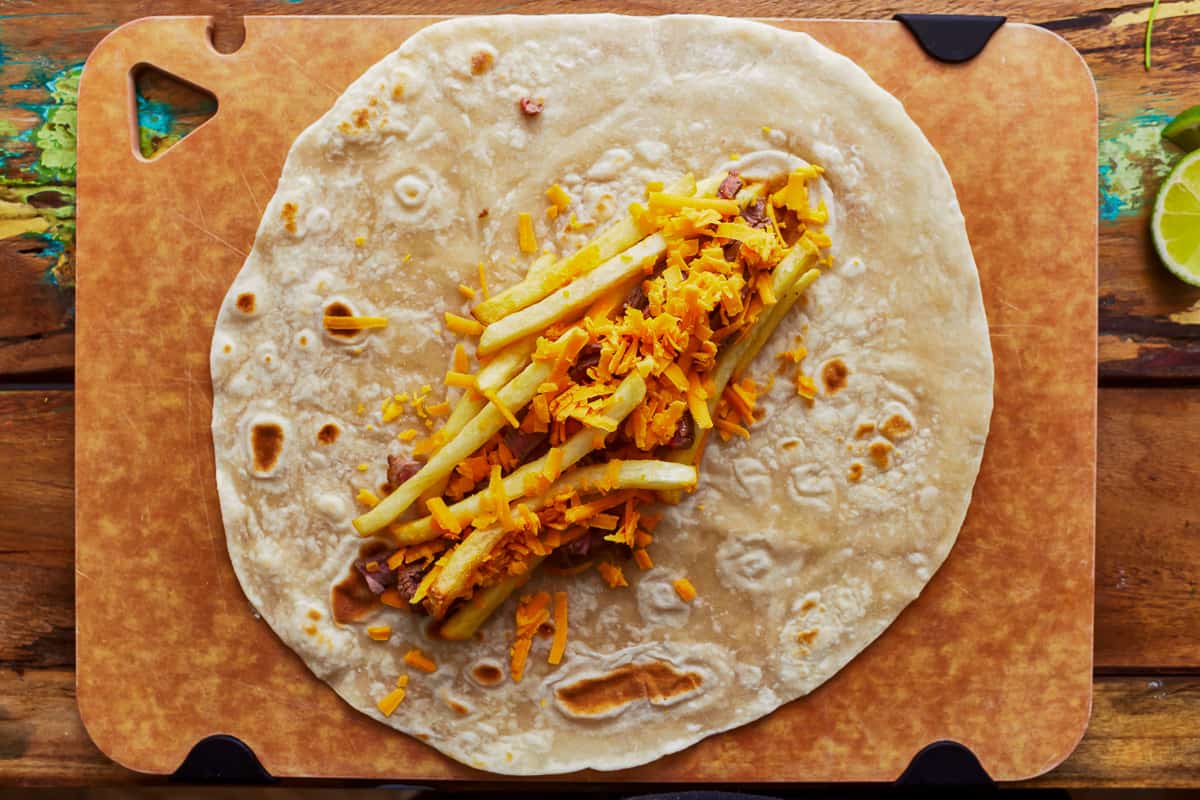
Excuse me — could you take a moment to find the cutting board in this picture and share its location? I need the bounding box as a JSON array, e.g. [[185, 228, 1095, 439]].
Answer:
[[76, 15, 1097, 782]]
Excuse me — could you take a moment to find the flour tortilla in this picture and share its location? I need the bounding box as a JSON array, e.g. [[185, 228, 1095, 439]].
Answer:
[[210, 14, 992, 775]]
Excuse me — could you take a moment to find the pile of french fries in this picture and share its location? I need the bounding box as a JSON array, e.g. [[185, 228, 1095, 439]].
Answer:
[[351, 165, 826, 639]]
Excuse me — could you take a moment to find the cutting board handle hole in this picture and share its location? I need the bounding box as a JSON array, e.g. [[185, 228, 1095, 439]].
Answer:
[[130, 65, 218, 161], [207, 14, 246, 55]]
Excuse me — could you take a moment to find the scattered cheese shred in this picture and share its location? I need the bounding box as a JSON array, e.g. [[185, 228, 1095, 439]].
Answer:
[[517, 212, 538, 254], [483, 389, 520, 428], [367, 625, 392, 641], [458, 283, 477, 300], [548, 591, 568, 665], [673, 577, 697, 603], [397, 428, 419, 442], [511, 592, 551, 682], [478, 261, 490, 299], [356, 488, 380, 508], [598, 562, 628, 588], [546, 183, 572, 217], [445, 312, 485, 337], [445, 371, 477, 390], [380, 589, 406, 608], [634, 549, 654, 570], [453, 343, 470, 374], [542, 446, 564, 483], [404, 648, 438, 673], [426, 497, 463, 534], [323, 315, 388, 331], [376, 686, 406, 716], [425, 400, 451, 417]]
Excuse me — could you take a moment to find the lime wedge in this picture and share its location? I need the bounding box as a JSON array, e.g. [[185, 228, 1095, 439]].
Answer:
[[1164, 105, 1200, 152], [1152, 149, 1200, 286]]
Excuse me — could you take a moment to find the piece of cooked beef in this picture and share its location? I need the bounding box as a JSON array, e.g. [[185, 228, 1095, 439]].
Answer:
[[504, 429, 549, 465], [355, 554, 397, 595], [667, 411, 695, 449], [386, 455, 421, 492], [741, 198, 770, 230], [717, 171, 743, 199], [568, 343, 603, 383], [393, 562, 429, 602]]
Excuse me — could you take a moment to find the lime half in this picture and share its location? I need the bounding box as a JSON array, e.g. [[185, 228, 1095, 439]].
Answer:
[[1152, 149, 1200, 286], [1164, 105, 1200, 152]]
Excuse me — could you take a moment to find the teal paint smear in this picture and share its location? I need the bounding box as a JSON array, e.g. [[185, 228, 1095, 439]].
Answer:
[[1098, 110, 1176, 222], [136, 95, 178, 136]]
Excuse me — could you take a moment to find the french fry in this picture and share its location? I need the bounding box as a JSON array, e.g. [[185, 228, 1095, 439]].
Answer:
[[526, 252, 557, 280], [438, 556, 545, 641], [391, 368, 649, 545], [353, 334, 574, 535], [471, 175, 696, 325], [662, 246, 821, 485], [731, 267, 820, 381], [428, 459, 697, 611], [478, 234, 667, 356]]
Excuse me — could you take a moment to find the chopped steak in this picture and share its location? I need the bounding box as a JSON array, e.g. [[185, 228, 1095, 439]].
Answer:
[[717, 171, 743, 199]]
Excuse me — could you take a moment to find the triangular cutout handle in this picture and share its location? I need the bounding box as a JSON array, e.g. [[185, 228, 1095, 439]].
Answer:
[[131, 63, 218, 160]]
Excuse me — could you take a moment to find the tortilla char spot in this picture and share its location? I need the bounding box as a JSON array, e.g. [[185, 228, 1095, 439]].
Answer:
[[352, 108, 369, 128], [223, 344, 232, 354], [555, 661, 703, 718], [317, 423, 340, 444], [854, 422, 875, 439], [447, 698, 470, 715], [880, 414, 913, 441], [324, 301, 359, 339], [868, 440, 893, 470], [251, 423, 284, 472], [473, 663, 504, 685], [236, 292, 256, 314], [330, 541, 390, 624], [470, 51, 494, 75], [307, 609, 322, 621], [281, 202, 298, 233], [537, 622, 555, 639], [800, 598, 817, 612], [847, 462, 863, 482], [821, 359, 849, 394], [303, 624, 317, 636]]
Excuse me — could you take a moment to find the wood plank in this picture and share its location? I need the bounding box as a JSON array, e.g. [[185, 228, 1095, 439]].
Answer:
[[1096, 387, 1200, 668], [0, 391, 74, 673], [2, 669, 1199, 787], [1, 0, 1198, 378], [0, 669, 137, 786]]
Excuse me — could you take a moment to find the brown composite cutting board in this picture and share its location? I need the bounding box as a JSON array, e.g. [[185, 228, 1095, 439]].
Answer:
[[76, 15, 1097, 782]]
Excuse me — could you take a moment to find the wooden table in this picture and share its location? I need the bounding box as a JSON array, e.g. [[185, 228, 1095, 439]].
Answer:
[[1, 0, 1198, 788]]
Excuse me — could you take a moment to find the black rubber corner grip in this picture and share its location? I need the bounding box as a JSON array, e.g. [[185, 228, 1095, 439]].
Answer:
[[894, 14, 1007, 64], [897, 740, 995, 786], [170, 734, 275, 784]]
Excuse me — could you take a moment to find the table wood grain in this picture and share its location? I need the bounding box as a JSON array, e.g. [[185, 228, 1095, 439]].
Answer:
[[1, 0, 1198, 787]]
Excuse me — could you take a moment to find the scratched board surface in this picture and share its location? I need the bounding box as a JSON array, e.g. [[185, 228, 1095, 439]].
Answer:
[[1, 1, 1198, 380]]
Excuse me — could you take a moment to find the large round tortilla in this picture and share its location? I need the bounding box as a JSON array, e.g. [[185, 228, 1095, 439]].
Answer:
[[210, 14, 992, 775]]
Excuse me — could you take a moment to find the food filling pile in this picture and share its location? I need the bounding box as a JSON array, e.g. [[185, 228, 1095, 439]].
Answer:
[[329, 164, 832, 710]]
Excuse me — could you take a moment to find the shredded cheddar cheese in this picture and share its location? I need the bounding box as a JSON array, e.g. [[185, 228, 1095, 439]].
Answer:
[[426, 496, 463, 534], [356, 488, 380, 508], [548, 591, 568, 665], [511, 592, 551, 682], [546, 183, 572, 218], [517, 212, 538, 254], [597, 562, 628, 588], [404, 648, 438, 673], [673, 577, 697, 603], [452, 343, 470, 374], [458, 283, 477, 300], [477, 261, 490, 299], [324, 315, 388, 331], [634, 549, 654, 570], [367, 625, 392, 641], [445, 312, 485, 337], [377, 686, 406, 716]]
